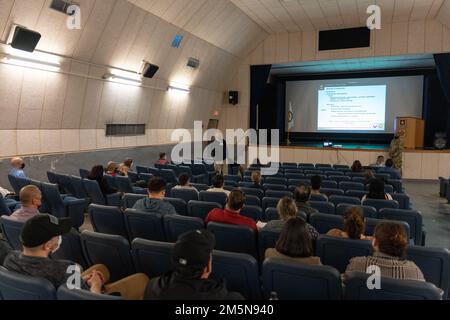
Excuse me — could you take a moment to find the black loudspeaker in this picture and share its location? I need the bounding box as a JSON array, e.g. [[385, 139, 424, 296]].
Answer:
[[8, 25, 41, 52], [228, 91, 238, 105], [434, 132, 447, 150], [319, 27, 370, 51], [141, 62, 159, 78]]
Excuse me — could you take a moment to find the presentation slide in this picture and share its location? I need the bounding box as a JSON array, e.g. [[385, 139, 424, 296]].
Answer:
[[317, 85, 386, 132], [285, 76, 424, 134]]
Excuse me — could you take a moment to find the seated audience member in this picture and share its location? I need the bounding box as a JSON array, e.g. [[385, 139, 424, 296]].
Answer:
[[362, 178, 393, 201], [0, 239, 12, 265], [250, 171, 264, 189], [123, 158, 133, 170], [294, 185, 319, 217], [105, 161, 118, 176], [3, 214, 149, 299], [0, 185, 13, 197], [265, 218, 321, 265], [88, 165, 119, 196], [327, 206, 373, 241], [371, 155, 385, 167], [9, 185, 42, 222], [351, 160, 363, 173], [10, 157, 26, 178], [133, 176, 176, 215], [363, 170, 376, 185], [155, 152, 170, 166], [172, 174, 198, 193], [207, 174, 230, 196], [345, 222, 425, 282], [144, 229, 243, 300], [205, 189, 256, 231], [310, 175, 328, 200], [263, 197, 319, 240], [384, 158, 401, 180], [118, 163, 130, 176]]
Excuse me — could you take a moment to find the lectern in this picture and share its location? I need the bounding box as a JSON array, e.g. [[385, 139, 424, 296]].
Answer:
[[396, 117, 424, 149]]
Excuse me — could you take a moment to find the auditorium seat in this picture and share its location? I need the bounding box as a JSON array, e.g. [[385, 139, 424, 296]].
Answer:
[[265, 190, 292, 199], [345, 190, 368, 199], [239, 181, 256, 187], [306, 174, 327, 180], [0, 266, 56, 300], [164, 197, 187, 216], [320, 188, 345, 197], [211, 250, 261, 300], [310, 194, 328, 202], [122, 193, 146, 209], [284, 173, 305, 180], [333, 165, 350, 170], [265, 177, 287, 185], [79, 168, 90, 179], [328, 175, 351, 183], [8, 174, 31, 195], [82, 179, 122, 207], [57, 173, 79, 197], [339, 182, 365, 192], [57, 285, 123, 300], [321, 180, 338, 189], [262, 197, 280, 211], [191, 183, 209, 192], [136, 165, 150, 175], [362, 199, 399, 211], [80, 231, 135, 282], [199, 191, 227, 207], [325, 171, 344, 176], [127, 171, 139, 184], [138, 173, 153, 184], [224, 181, 238, 188], [88, 204, 128, 239], [244, 195, 261, 207], [344, 272, 442, 300], [262, 259, 342, 300], [329, 195, 361, 206], [131, 238, 174, 278], [375, 173, 392, 180], [51, 228, 88, 270], [309, 201, 335, 215], [335, 204, 377, 218], [160, 169, 178, 185], [114, 176, 146, 194], [263, 183, 287, 191], [282, 162, 298, 168], [378, 209, 423, 245], [70, 175, 90, 199], [223, 175, 242, 183], [170, 188, 198, 203], [240, 206, 263, 221], [0, 216, 24, 250], [439, 177, 448, 197], [177, 166, 208, 184], [187, 200, 221, 220], [103, 175, 117, 189], [239, 188, 262, 198], [124, 209, 165, 242], [299, 163, 315, 168], [316, 164, 332, 169], [391, 193, 410, 209], [207, 222, 258, 258], [163, 214, 204, 242], [365, 219, 410, 240], [315, 235, 373, 273], [258, 229, 280, 259], [288, 179, 309, 187], [309, 213, 343, 234], [0, 195, 12, 216], [304, 170, 323, 175]]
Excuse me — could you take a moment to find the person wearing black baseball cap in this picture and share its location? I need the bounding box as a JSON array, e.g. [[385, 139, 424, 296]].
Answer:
[[3, 214, 149, 299], [144, 229, 243, 300]]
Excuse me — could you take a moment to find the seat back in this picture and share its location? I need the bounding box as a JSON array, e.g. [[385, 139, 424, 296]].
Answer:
[[364, 218, 410, 239], [82, 179, 106, 205], [309, 201, 335, 215], [391, 193, 410, 209], [187, 200, 221, 220], [58, 173, 77, 196], [207, 222, 257, 258], [136, 165, 150, 174], [0, 195, 12, 215], [388, 179, 403, 193], [51, 228, 88, 270], [190, 183, 209, 192], [262, 197, 280, 211], [163, 214, 204, 242], [70, 175, 89, 199], [0, 266, 56, 300], [160, 169, 178, 184], [79, 169, 90, 179], [379, 209, 422, 244], [262, 259, 342, 300], [320, 188, 345, 197], [122, 193, 146, 209], [8, 174, 23, 194], [263, 184, 287, 191], [362, 199, 399, 211], [240, 206, 262, 221], [258, 230, 280, 259], [407, 246, 450, 299], [57, 285, 123, 300], [0, 216, 24, 250], [124, 209, 165, 242], [46, 171, 59, 185], [244, 195, 261, 207], [80, 231, 134, 282], [345, 190, 368, 199], [329, 195, 361, 206], [88, 204, 128, 238], [170, 188, 199, 203], [131, 238, 174, 278], [265, 177, 287, 185], [240, 187, 264, 199], [344, 272, 442, 300], [321, 180, 338, 189], [265, 190, 292, 199], [114, 176, 134, 193], [336, 204, 377, 218], [199, 191, 227, 207], [211, 250, 261, 299], [163, 197, 187, 215], [315, 235, 373, 273], [41, 182, 66, 218]]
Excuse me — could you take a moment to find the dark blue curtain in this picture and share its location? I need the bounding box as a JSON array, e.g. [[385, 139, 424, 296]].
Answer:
[[250, 65, 272, 129], [433, 54, 450, 147]]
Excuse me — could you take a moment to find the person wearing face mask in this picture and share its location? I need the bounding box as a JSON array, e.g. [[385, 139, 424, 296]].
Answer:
[[9, 185, 42, 222], [9, 157, 27, 178], [3, 214, 150, 299]]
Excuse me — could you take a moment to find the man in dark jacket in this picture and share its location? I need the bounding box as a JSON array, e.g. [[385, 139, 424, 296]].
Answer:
[[144, 229, 243, 300], [133, 176, 176, 215]]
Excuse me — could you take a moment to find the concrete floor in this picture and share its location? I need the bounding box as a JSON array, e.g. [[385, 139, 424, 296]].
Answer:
[[403, 180, 450, 249]]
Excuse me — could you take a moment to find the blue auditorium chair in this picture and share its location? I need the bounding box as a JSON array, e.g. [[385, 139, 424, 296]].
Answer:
[[79, 168, 90, 179], [114, 176, 146, 194], [192, 164, 215, 182], [164, 197, 187, 215], [282, 162, 298, 168], [316, 164, 332, 169], [199, 191, 227, 207], [47, 171, 59, 185], [190, 183, 209, 192], [345, 190, 368, 199], [321, 180, 338, 189], [51, 228, 88, 270], [333, 165, 350, 170], [57, 173, 78, 196], [315, 235, 373, 273], [57, 285, 123, 300], [88, 204, 128, 239], [262, 197, 280, 211], [240, 187, 264, 199], [240, 206, 263, 221], [170, 188, 199, 203], [127, 171, 139, 183], [0, 216, 24, 250], [163, 214, 204, 242], [288, 179, 310, 187], [187, 200, 221, 220], [136, 165, 150, 174], [211, 250, 261, 300], [131, 238, 174, 278], [263, 183, 287, 191], [335, 204, 377, 218], [224, 181, 238, 188], [160, 169, 178, 185], [344, 272, 442, 300], [388, 179, 404, 193], [80, 231, 135, 282], [375, 173, 392, 181], [309, 201, 335, 215], [284, 173, 305, 180], [0, 266, 56, 300], [310, 194, 328, 202], [262, 259, 342, 300], [239, 181, 256, 188], [122, 193, 146, 209], [329, 195, 361, 207], [70, 175, 90, 199], [325, 171, 344, 176], [407, 246, 450, 299], [309, 213, 343, 234], [8, 174, 31, 195], [258, 229, 280, 259], [320, 188, 345, 197], [263, 208, 306, 222], [339, 182, 365, 192], [391, 193, 410, 209], [82, 179, 122, 207], [304, 170, 323, 175], [124, 209, 165, 242], [439, 177, 448, 197], [103, 175, 117, 189], [328, 175, 351, 183], [379, 208, 423, 245], [299, 163, 315, 168], [138, 173, 153, 184], [207, 222, 257, 258], [265, 177, 287, 185], [244, 195, 261, 207], [365, 219, 410, 240], [265, 190, 292, 199], [0, 195, 12, 216], [223, 175, 242, 183], [177, 166, 208, 184], [362, 199, 399, 212]]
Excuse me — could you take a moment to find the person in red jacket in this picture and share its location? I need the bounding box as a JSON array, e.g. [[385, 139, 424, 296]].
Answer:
[[205, 189, 257, 231]]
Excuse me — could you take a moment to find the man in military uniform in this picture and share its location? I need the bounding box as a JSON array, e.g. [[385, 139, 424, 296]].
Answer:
[[389, 131, 405, 170]]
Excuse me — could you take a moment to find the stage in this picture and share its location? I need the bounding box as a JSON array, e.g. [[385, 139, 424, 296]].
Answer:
[[277, 145, 450, 180]]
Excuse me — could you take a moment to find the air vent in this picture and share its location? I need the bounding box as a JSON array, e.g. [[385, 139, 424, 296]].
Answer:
[[187, 57, 200, 69], [50, 0, 77, 15], [106, 124, 146, 137]]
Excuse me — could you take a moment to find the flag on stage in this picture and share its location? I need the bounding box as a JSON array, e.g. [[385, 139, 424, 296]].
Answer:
[[288, 102, 295, 130]]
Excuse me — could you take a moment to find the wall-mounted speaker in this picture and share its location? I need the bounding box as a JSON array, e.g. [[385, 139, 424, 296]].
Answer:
[[229, 91, 238, 105], [7, 25, 41, 52], [50, 0, 77, 15], [319, 27, 370, 51], [140, 61, 159, 78], [187, 57, 200, 69]]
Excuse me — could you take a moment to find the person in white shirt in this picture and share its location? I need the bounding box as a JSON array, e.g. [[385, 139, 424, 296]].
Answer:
[[172, 174, 198, 193], [371, 155, 385, 167], [206, 174, 230, 196]]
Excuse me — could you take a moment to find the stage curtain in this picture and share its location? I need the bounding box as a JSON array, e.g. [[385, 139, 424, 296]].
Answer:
[[250, 65, 272, 130], [433, 54, 450, 147]]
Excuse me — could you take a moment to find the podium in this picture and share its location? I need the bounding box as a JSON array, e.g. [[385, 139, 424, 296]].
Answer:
[[396, 117, 424, 149]]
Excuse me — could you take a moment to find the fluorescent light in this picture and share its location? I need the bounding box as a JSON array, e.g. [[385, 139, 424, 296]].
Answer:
[[168, 83, 190, 93], [2, 54, 60, 72], [103, 73, 142, 86]]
